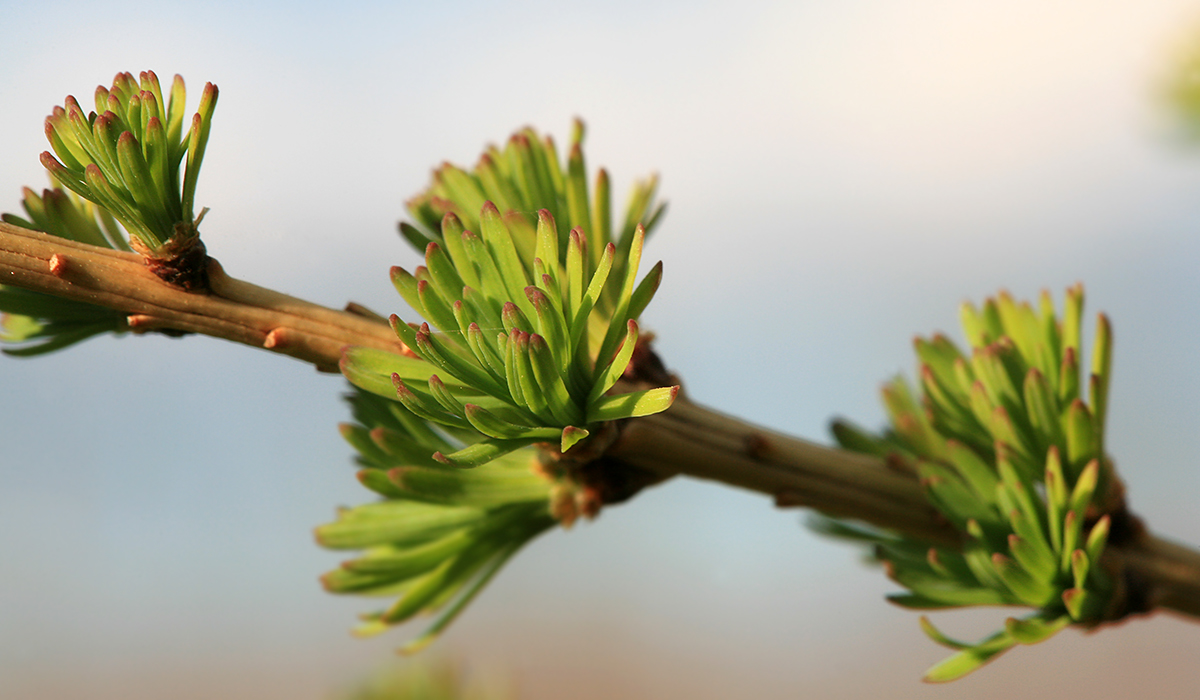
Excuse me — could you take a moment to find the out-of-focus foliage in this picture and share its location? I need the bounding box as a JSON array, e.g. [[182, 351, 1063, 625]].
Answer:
[[334, 659, 513, 700]]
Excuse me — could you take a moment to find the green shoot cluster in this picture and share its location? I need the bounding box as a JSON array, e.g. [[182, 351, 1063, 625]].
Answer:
[[326, 123, 676, 648], [828, 285, 1117, 681], [2, 70, 217, 353], [403, 119, 664, 317], [317, 390, 556, 652], [343, 203, 674, 465], [341, 120, 675, 464], [40, 71, 217, 251]]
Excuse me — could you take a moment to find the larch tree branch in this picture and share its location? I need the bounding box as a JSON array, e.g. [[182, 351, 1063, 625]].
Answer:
[[4, 219, 1199, 626], [5, 73, 1198, 680]]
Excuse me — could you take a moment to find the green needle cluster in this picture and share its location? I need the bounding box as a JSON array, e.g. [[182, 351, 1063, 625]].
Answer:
[[342, 121, 676, 465], [327, 123, 676, 648], [344, 205, 674, 465], [3, 185, 130, 251], [318, 390, 556, 653], [827, 285, 1119, 681], [2, 71, 219, 352], [403, 119, 665, 316], [40, 71, 217, 252], [0, 187, 130, 355]]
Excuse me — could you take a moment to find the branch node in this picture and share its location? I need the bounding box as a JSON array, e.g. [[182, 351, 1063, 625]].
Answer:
[[126, 314, 156, 330], [48, 253, 69, 278], [124, 314, 189, 338], [264, 327, 289, 349], [132, 230, 210, 292], [744, 433, 771, 460]]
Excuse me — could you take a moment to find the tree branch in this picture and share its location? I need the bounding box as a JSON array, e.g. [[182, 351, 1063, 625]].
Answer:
[[3, 220, 1198, 622], [0, 222, 406, 370], [607, 393, 1200, 623], [609, 394, 959, 545]]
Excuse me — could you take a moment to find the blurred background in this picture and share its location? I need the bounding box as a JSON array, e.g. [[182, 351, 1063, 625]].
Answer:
[[3, 1, 1200, 697]]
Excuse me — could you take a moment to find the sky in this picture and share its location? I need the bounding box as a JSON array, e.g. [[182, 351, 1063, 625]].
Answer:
[[3, 1, 1200, 698]]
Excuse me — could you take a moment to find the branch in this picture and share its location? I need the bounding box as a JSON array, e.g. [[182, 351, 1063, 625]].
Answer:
[[3, 220, 1199, 622], [609, 392, 1200, 623], [0, 222, 405, 370], [611, 394, 959, 545]]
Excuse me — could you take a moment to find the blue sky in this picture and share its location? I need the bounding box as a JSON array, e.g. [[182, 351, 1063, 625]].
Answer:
[[3, 2, 1200, 698]]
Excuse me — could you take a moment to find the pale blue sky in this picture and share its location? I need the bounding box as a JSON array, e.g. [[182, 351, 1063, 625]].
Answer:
[[3, 2, 1200, 698]]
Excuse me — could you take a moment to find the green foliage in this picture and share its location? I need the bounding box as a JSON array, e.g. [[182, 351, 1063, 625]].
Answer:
[[326, 124, 676, 649], [402, 120, 665, 317], [4, 77, 676, 652], [319, 389, 555, 654], [341, 121, 675, 465], [2, 185, 130, 251], [826, 285, 1118, 681], [2, 70, 220, 354], [1163, 26, 1200, 143], [40, 71, 217, 251]]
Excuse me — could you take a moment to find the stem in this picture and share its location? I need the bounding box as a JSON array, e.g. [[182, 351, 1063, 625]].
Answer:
[[610, 393, 960, 546], [0, 222, 405, 370], [1120, 534, 1200, 619], [3, 221, 1199, 621], [609, 393, 1200, 622]]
